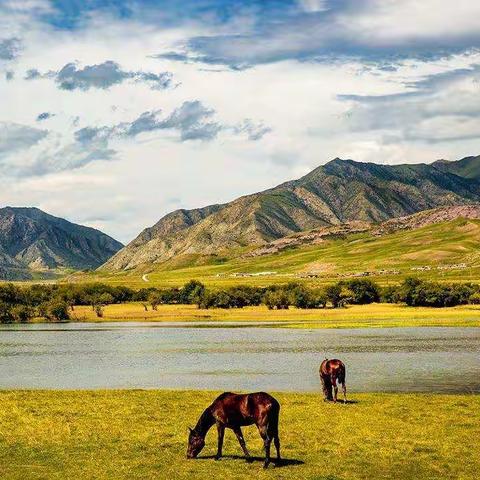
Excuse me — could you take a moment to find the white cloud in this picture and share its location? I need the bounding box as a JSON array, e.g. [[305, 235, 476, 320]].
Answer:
[[0, 122, 47, 158], [297, 1, 328, 13], [0, 3, 479, 243], [345, 0, 480, 45]]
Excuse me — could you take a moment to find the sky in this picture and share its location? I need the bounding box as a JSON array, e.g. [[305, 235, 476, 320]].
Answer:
[[1, 0, 480, 243]]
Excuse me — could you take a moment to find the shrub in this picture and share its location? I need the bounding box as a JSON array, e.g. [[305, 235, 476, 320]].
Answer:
[[401, 277, 478, 307], [0, 302, 14, 324], [343, 279, 380, 304], [381, 285, 402, 304], [325, 284, 353, 308], [148, 291, 163, 310], [180, 280, 206, 304], [262, 290, 290, 310], [11, 305, 35, 323], [469, 292, 480, 305], [43, 301, 70, 322]]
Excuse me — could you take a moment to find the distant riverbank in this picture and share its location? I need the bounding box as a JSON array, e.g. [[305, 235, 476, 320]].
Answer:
[[64, 303, 480, 329]]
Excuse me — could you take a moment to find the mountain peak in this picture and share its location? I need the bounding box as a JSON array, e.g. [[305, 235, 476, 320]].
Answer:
[[102, 155, 480, 272], [0, 207, 123, 280]]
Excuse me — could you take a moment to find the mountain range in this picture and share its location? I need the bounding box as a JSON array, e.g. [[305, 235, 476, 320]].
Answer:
[[0, 207, 123, 280], [102, 155, 480, 271]]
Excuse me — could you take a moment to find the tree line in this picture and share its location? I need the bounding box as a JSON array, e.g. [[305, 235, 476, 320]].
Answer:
[[1, 277, 480, 323]]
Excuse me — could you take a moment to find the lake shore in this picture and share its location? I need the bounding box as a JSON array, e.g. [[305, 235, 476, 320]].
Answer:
[[0, 390, 478, 480], [63, 303, 480, 329]]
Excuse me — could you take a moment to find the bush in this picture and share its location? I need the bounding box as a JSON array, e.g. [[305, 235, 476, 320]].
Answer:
[[11, 305, 35, 323], [325, 284, 353, 308], [262, 290, 290, 310], [469, 292, 480, 305], [381, 285, 402, 304], [0, 302, 14, 323], [401, 277, 478, 307], [43, 301, 70, 322], [180, 280, 206, 304], [148, 291, 163, 310], [343, 279, 380, 304]]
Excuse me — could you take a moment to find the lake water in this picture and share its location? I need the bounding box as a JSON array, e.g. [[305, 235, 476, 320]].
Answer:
[[0, 323, 479, 393]]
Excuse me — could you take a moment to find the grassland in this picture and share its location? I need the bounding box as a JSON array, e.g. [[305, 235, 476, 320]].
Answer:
[[0, 390, 478, 480], [74, 218, 480, 288], [69, 303, 480, 328]]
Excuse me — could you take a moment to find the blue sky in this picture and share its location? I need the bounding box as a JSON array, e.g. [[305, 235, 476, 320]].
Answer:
[[0, 0, 480, 241]]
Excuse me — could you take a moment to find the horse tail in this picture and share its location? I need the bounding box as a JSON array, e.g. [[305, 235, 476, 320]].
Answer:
[[267, 398, 280, 438], [338, 365, 346, 385]]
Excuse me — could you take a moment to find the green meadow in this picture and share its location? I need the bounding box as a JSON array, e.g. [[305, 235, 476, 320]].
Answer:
[[0, 390, 478, 480]]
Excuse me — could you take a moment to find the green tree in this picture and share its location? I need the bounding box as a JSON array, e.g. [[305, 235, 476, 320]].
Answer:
[[44, 301, 70, 322], [344, 279, 380, 304], [12, 305, 35, 323], [469, 292, 480, 305], [148, 291, 163, 310], [0, 302, 14, 324], [181, 280, 206, 304], [262, 290, 289, 310]]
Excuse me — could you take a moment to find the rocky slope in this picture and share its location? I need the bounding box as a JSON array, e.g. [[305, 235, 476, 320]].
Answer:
[[102, 155, 480, 271], [0, 207, 123, 279], [244, 204, 480, 258]]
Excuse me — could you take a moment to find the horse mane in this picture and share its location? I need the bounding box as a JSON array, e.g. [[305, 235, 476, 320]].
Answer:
[[216, 392, 234, 401], [194, 406, 215, 437]]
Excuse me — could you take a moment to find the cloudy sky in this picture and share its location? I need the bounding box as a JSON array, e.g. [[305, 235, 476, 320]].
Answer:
[[1, 0, 480, 243]]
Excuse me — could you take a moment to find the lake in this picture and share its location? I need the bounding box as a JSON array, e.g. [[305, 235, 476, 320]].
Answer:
[[0, 323, 479, 393]]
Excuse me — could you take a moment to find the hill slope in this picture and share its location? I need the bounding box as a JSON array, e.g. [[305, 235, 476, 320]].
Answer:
[[87, 205, 480, 288], [0, 207, 123, 279], [433, 155, 480, 180], [103, 156, 480, 271]]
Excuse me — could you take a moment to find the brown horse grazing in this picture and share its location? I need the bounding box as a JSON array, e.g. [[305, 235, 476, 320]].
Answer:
[[187, 392, 281, 468], [319, 358, 347, 403]]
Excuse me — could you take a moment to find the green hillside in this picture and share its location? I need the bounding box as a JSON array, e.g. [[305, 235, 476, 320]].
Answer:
[[82, 217, 480, 288], [102, 156, 480, 271]]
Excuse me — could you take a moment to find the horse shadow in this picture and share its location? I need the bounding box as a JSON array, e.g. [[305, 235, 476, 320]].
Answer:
[[198, 455, 304, 467], [324, 399, 359, 405]]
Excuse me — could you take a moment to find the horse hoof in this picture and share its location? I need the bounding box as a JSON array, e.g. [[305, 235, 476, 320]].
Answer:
[[246, 457, 254, 463], [214, 456, 221, 461]]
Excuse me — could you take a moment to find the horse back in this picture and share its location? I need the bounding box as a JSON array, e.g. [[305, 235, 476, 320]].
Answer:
[[320, 359, 346, 381], [211, 392, 279, 427]]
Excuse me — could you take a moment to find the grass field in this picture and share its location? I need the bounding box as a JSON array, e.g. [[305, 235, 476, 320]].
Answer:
[[0, 390, 478, 480], [71, 218, 480, 289], [69, 302, 480, 328]]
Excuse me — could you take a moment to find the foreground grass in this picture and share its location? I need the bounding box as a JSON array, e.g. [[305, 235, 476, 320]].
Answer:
[[69, 303, 480, 328], [0, 391, 478, 480]]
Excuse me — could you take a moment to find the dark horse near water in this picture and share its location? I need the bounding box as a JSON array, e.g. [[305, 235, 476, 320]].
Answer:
[[187, 392, 281, 468], [320, 358, 347, 403]]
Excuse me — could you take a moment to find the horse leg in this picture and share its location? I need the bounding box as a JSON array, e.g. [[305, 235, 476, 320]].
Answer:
[[264, 437, 272, 469], [331, 376, 338, 403], [215, 423, 224, 460], [320, 375, 331, 401], [258, 425, 272, 469], [274, 435, 281, 462], [267, 419, 281, 464], [233, 427, 252, 462]]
